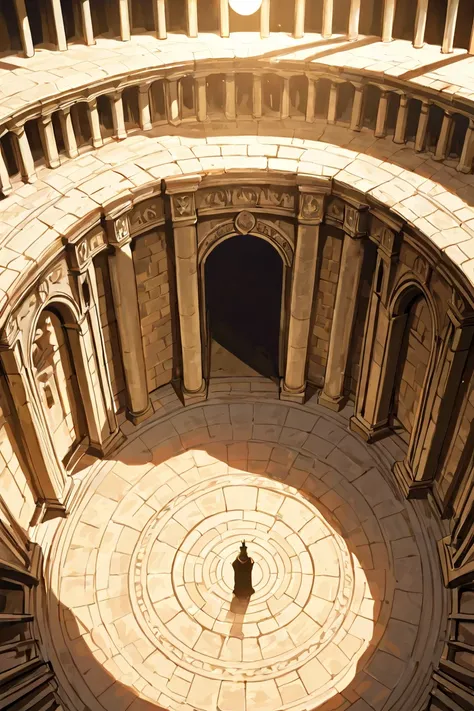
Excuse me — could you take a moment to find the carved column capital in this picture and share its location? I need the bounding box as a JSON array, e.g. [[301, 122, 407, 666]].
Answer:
[[343, 204, 368, 238], [297, 180, 331, 225], [166, 175, 202, 224]]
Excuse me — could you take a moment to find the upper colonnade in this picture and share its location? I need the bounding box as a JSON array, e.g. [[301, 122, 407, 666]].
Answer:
[[1, 0, 474, 57]]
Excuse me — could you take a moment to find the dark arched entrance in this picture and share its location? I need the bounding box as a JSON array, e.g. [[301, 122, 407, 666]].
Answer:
[[204, 234, 283, 378]]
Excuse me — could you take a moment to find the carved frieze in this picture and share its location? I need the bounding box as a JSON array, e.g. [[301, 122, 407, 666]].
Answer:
[[198, 218, 293, 266], [235, 211, 256, 234], [298, 192, 324, 223], [413, 255, 431, 286], [115, 215, 130, 242], [170, 193, 196, 222], [326, 198, 345, 224], [196, 185, 295, 214], [67, 227, 106, 271], [129, 197, 165, 235]]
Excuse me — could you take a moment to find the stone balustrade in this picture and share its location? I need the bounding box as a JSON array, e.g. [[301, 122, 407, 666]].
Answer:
[[2, 0, 474, 57], [1, 58, 474, 200]]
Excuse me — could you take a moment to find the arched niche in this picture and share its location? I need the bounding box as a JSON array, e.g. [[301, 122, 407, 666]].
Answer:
[[30, 305, 87, 468], [388, 282, 437, 445]]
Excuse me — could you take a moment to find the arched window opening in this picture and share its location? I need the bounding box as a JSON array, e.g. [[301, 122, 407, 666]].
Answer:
[[130, 0, 155, 32], [270, 0, 295, 33], [0, 133, 20, 178], [70, 102, 92, 149], [385, 92, 401, 135], [305, 0, 322, 33], [359, 0, 383, 35], [0, 0, 22, 55], [426, 104, 445, 153], [448, 114, 469, 160], [314, 79, 331, 119], [197, 0, 219, 32], [168, 0, 187, 33], [405, 98, 422, 144], [393, 0, 417, 41], [455, 0, 474, 51], [59, 0, 76, 42], [24, 119, 44, 166], [51, 111, 66, 155], [333, 0, 351, 34]]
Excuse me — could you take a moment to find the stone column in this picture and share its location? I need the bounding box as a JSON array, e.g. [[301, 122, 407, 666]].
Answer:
[[166, 175, 206, 402], [394, 307, 474, 498], [350, 85, 364, 131], [196, 77, 207, 122], [470, 18, 474, 54], [261, 0, 270, 38], [40, 115, 60, 169], [138, 84, 152, 131], [154, 0, 167, 39], [166, 79, 181, 125], [382, 0, 396, 42], [119, 0, 131, 40], [1, 338, 67, 515], [187, 0, 198, 37], [348, 0, 361, 40], [220, 0, 229, 37], [50, 0, 67, 50], [294, 0, 305, 39], [393, 95, 409, 144], [350, 217, 403, 442], [457, 120, 474, 173], [110, 92, 127, 140], [0, 146, 12, 197], [374, 91, 388, 137], [319, 206, 366, 411], [80, 0, 95, 45], [225, 74, 236, 120], [107, 211, 152, 424], [327, 82, 338, 124], [14, 0, 34, 57], [442, 0, 460, 54], [413, 0, 429, 48], [322, 0, 333, 38], [12, 125, 36, 184], [87, 99, 103, 148], [434, 112, 453, 161], [281, 183, 328, 403], [253, 75, 263, 118], [415, 101, 429, 152], [281, 77, 290, 120], [306, 78, 315, 122]]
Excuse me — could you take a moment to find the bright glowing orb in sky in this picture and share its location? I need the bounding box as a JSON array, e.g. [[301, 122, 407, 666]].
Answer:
[[229, 0, 263, 16]]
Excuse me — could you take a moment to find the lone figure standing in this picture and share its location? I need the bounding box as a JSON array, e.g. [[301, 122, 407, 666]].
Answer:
[[232, 540, 255, 598]]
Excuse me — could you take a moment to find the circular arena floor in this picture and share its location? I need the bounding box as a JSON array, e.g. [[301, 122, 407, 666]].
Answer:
[[45, 397, 445, 711]]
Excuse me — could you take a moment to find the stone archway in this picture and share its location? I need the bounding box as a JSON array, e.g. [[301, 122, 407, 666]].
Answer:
[[204, 233, 285, 379]]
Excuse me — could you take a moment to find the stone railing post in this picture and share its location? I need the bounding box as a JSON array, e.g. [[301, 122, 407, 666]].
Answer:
[[40, 114, 60, 169], [187, 0, 198, 37], [166, 175, 206, 402], [107, 210, 152, 424], [87, 99, 103, 148], [281, 77, 290, 120], [348, 0, 361, 40], [166, 79, 181, 125], [374, 91, 389, 138], [350, 85, 364, 131], [154, 0, 167, 39], [138, 84, 152, 131], [382, 0, 396, 42], [119, 0, 131, 40], [196, 76, 207, 122], [434, 112, 453, 161], [281, 181, 329, 402], [415, 101, 429, 152], [80, 0, 95, 45], [11, 125, 36, 184], [322, 0, 333, 38], [413, 0, 429, 48], [253, 75, 263, 118], [225, 74, 236, 120], [327, 82, 338, 124], [50, 0, 67, 50], [393, 95, 409, 144], [294, 0, 306, 39], [110, 92, 127, 140], [442, 0, 460, 54], [220, 0, 230, 37], [0, 144, 12, 197], [319, 205, 367, 411], [261, 0, 270, 38], [457, 119, 474, 173], [14, 0, 34, 57], [306, 78, 315, 122]]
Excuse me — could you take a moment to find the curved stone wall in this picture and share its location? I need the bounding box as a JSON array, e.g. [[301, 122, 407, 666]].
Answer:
[[1, 6, 474, 711]]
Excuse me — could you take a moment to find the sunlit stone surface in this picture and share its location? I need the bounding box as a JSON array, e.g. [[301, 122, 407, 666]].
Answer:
[[47, 393, 442, 711]]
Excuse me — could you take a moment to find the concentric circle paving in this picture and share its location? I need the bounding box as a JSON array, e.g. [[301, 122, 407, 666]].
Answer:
[[50, 401, 442, 711]]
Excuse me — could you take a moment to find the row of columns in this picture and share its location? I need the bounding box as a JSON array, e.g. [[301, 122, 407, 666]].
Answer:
[[2, 75, 474, 198], [11, 0, 474, 57]]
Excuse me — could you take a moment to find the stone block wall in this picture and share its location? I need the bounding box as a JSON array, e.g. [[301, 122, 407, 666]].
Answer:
[[95, 254, 126, 411], [393, 297, 433, 436], [0, 395, 35, 530], [307, 228, 342, 386], [133, 228, 174, 392]]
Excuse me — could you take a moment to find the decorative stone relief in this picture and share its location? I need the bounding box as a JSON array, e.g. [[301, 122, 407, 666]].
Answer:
[[299, 193, 323, 221], [114, 215, 130, 242], [326, 198, 345, 223], [129, 197, 165, 235], [171, 194, 194, 221], [198, 219, 293, 266], [413, 255, 431, 285], [234, 211, 256, 234], [197, 185, 295, 213]]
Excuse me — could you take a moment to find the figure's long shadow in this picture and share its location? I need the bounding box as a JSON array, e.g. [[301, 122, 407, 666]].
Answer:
[[41, 416, 420, 711]]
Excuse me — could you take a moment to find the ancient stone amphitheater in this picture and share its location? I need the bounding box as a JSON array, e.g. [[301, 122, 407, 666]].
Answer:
[[1, 1, 474, 710]]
